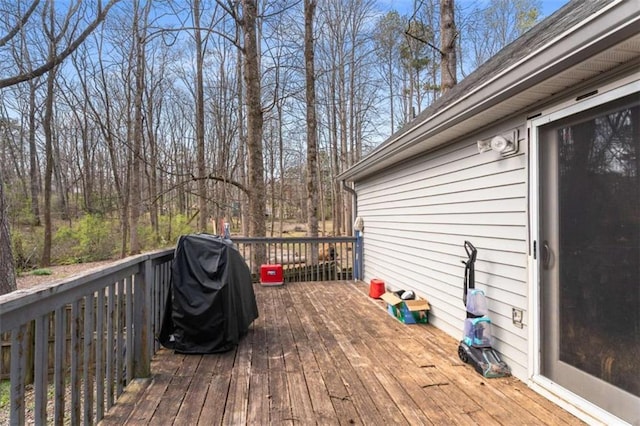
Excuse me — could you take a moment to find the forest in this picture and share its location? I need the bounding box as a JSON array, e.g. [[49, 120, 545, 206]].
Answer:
[[0, 0, 542, 293]]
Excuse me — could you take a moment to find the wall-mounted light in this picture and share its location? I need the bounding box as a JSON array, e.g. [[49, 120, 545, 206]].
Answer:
[[477, 139, 492, 153], [477, 130, 520, 156], [354, 216, 364, 232]]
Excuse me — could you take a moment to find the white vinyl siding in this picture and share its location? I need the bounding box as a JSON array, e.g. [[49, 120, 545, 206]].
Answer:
[[356, 132, 529, 379]]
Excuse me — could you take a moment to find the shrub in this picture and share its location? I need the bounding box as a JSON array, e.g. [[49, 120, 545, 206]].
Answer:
[[159, 213, 196, 245], [137, 223, 157, 251], [11, 230, 26, 268], [53, 224, 79, 264], [11, 228, 42, 271], [75, 214, 115, 261], [53, 214, 116, 263]]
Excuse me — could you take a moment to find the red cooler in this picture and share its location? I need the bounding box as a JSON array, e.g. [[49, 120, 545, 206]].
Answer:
[[260, 264, 284, 286], [369, 278, 385, 298]]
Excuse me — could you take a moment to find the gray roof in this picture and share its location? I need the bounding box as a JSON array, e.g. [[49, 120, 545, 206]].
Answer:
[[340, 0, 640, 182]]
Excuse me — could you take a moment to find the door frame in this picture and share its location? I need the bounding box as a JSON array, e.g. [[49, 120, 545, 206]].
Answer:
[[528, 76, 640, 425]]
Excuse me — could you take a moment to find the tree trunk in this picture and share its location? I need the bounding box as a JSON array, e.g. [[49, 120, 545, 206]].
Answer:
[[236, 26, 249, 237], [329, 71, 340, 236], [28, 82, 40, 226], [242, 0, 266, 242], [145, 93, 159, 242], [388, 54, 395, 133], [194, 0, 208, 233], [277, 102, 284, 236], [0, 175, 16, 295], [129, 1, 149, 255], [338, 61, 347, 236], [440, 0, 457, 94], [41, 1, 57, 266], [52, 131, 70, 220], [305, 0, 319, 240], [81, 100, 94, 213], [268, 121, 276, 237]]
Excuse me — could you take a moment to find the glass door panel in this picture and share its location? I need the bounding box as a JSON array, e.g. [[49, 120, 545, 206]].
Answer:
[[539, 93, 640, 424]]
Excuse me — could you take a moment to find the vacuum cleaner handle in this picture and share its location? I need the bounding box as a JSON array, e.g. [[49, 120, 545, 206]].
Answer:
[[464, 240, 477, 263], [462, 241, 478, 306]]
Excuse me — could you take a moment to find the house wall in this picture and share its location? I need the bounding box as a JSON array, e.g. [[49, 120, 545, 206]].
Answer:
[[356, 118, 530, 379]]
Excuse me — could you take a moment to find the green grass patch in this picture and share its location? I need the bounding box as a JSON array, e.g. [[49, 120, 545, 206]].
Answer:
[[31, 268, 53, 276], [0, 380, 9, 409]]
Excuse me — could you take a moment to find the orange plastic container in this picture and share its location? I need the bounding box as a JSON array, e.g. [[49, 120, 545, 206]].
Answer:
[[369, 278, 385, 299]]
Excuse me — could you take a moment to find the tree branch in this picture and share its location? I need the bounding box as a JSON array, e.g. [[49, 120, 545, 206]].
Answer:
[[405, 0, 445, 56], [0, 0, 40, 48], [0, 0, 121, 88], [191, 173, 248, 194], [404, 29, 444, 57]]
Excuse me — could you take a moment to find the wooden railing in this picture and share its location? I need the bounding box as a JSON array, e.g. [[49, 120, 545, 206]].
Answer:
[[232, 236, 359, 282], [0, 249, 174, 425], [0, 235, 362, 424]]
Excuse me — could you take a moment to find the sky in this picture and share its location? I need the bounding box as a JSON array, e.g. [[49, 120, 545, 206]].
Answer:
[[376, 0, 570, 20], [538, 0, 571, 16]]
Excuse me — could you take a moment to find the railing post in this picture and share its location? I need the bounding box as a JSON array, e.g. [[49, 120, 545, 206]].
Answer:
[[354, 231, 363, 280], [10, 324, 27, 426], [133, 258, 152, 378]]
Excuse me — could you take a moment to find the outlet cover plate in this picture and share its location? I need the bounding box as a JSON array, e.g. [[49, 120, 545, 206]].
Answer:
[[512, 308, 523, 328]]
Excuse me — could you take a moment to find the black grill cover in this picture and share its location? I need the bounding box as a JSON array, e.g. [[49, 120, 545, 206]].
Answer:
[[159, 234, 258, 353]]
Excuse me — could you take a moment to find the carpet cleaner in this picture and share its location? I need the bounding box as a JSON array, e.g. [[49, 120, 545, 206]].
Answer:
[[457, 241, 510, 378]]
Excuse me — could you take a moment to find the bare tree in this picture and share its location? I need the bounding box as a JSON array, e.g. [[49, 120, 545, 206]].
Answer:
[[458, 0, 541, 74], [129, 0, 152, 255], [316, 0, 378, 235], [0, 0, 121, 292], [402, 14, 434, 115], [192, 0, 208, 233], [41, 0, 58, 266], [212, 1, 266, 244], [72, 27, 131, 257], [0, 0, 122, 89], [0, 0, 537, 293], [373, 11, 404, 133], [304, 0, 319, 239], [0, 174, 15, 294], [5, 7, 45, 226], [440, 0, 457, 93], [142, 42, 172, 243], [27, 80, 41, 225], [241, 0, 267, 268]]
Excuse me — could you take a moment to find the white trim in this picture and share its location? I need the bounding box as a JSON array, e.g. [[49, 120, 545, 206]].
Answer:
[[527, 123, 541, 387], [531, 77, 640, 126], [527, 78, 639, 425], [529, 375, 630, 426]]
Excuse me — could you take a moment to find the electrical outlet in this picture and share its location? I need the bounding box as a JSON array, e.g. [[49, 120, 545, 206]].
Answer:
[[512, 308, 523, 328]]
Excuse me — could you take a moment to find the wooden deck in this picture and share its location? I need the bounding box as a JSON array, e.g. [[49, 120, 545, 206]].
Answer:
[[100, 281, 583, 425]]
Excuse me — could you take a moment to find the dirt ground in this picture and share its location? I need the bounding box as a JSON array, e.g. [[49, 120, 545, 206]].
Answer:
[[16, 260, 117, 291], [13, 220, 332, 292]]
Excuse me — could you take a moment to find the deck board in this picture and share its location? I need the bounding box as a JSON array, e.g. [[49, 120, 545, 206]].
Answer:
[[99, 280, 585, 425]]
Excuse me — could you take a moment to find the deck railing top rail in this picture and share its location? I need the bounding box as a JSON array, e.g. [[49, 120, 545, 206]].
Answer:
[[231, 236, 356, 243], [0, 249, 174, 331]]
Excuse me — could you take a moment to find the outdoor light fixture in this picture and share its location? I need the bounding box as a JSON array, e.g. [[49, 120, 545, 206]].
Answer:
[[490, 135, 511, 153], [477, 139, 492, 153], [477, 130, 520, 156]]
